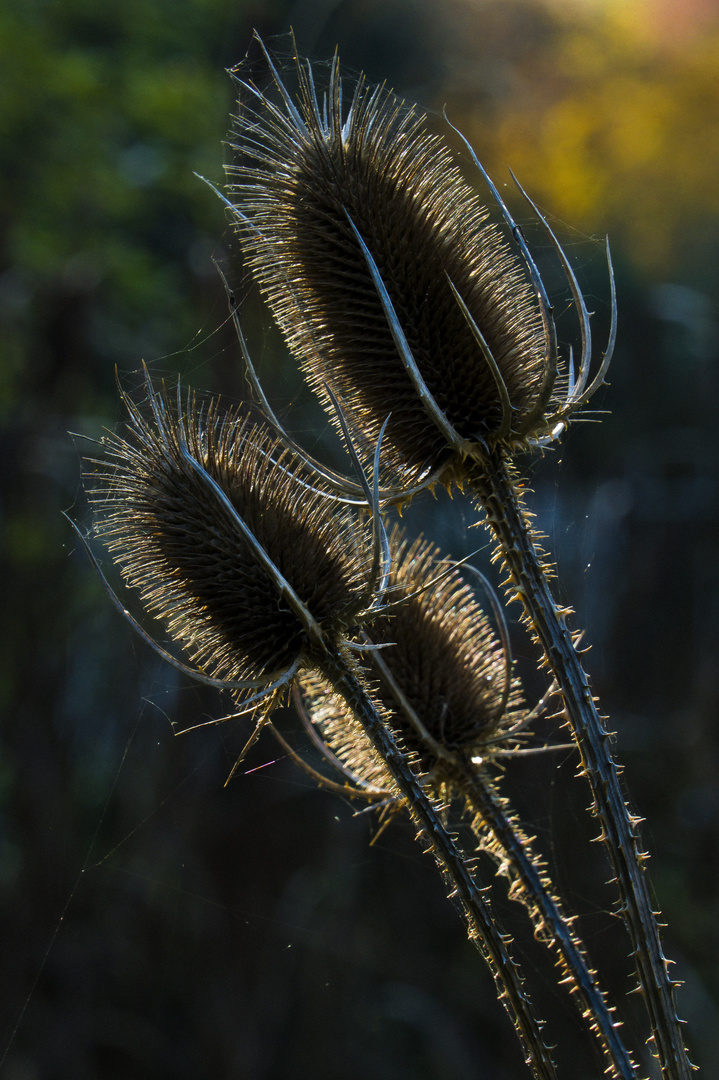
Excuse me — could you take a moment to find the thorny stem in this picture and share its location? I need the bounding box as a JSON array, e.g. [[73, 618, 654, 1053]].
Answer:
[[314, 646, 558, 1080], [469, 450, 693, 1080], [449, 753, 637, 1079]]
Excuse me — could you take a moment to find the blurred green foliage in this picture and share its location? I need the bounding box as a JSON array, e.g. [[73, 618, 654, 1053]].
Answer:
[[0, 0, 242, 420]]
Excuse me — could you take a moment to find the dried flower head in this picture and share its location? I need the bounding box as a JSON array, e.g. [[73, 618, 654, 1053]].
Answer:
[[85, 373, 375, 702], [223, 38, 614, 490], [298, 528, 529, 792]]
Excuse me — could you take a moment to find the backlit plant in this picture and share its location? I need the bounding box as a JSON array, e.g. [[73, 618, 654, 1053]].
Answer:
[[74, 34, 694, 1080]]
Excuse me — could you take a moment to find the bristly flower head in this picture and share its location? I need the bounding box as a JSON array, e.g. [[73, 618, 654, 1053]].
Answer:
[[298, 528, 528, 791], [84, 373, 375, 704], [368, 531, 522, 754], [223, 36, 614, 490]]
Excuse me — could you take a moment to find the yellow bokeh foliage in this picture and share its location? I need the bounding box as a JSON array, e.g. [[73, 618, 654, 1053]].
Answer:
[[442, 0, 719, 271]]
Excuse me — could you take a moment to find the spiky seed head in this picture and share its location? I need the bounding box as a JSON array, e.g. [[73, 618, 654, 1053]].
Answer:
[[372, 532, 522, 751], [225, 46, 548, 483], [300, 529, 526, 786], [86, 380, 373, 687]]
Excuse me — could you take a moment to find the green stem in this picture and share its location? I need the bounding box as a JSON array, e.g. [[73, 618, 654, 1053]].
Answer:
[[469, 451, 692, 1080], [315, 646, 558, 1080]]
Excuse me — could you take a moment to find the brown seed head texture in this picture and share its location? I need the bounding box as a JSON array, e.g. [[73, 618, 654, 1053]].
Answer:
[[302, 529, 526, 787], [87, 383, 373, 686], [226, 50, 548, 483], [377, 533, 520, 751]]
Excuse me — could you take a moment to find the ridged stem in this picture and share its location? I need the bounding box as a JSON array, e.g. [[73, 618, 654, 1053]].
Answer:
[[468, 451, 692, 1080], [314, 646, 557, 1080], [450, 754, 637, 1079]]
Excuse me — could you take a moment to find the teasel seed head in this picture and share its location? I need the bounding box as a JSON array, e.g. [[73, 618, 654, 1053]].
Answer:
[[298, 528, 528, 790], [225, 41, 556, 486], [372, 532, 522, 752], [84, 372, 374, 697], [220, 36, 616, 496]]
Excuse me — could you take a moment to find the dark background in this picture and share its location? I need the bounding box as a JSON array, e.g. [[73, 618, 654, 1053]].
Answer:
[[1, 0, 718, 1077]]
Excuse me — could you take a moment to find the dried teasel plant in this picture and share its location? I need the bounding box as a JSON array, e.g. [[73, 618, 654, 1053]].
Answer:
[[80, 369, 376, 719], [72, 369, 560, 1080], [218, 35, 692, 1078], [294, 528, 636, 1080], [221, 34, 612, 487]]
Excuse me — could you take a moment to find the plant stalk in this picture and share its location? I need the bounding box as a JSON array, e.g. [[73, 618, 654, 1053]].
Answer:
[[314, 646, 558, 1080], [450, 753, 637, 1079], [469, 450, 692, 1080]]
